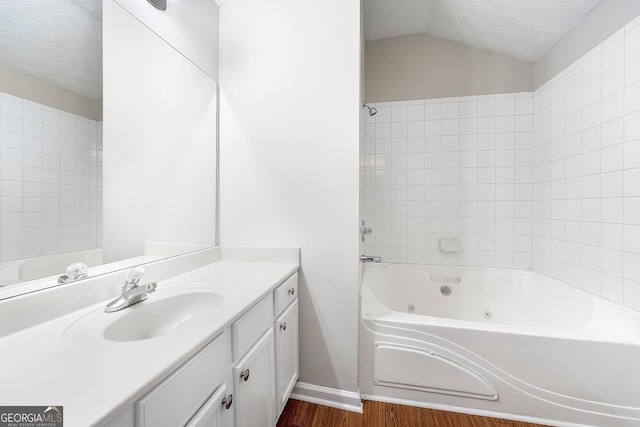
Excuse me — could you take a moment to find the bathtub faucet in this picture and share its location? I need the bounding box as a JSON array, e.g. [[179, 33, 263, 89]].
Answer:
[[104, 267, 157, 313], [360, 255, 382, 263]]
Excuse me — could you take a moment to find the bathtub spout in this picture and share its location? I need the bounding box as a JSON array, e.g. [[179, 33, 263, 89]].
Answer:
[[360, 255, 382, 263]]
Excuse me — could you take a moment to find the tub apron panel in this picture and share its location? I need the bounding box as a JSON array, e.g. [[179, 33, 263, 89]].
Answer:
[[373, 342, 498, 401]]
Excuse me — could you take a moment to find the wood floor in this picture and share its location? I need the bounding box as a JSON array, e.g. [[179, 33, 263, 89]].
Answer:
[[277, 399, 550, 427]]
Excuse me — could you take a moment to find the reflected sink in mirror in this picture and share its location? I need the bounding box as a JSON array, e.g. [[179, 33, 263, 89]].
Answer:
[[62, 286, 224, 347]]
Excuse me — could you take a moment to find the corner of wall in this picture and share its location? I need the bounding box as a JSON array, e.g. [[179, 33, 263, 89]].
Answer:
[[533, 0, 640, 89]]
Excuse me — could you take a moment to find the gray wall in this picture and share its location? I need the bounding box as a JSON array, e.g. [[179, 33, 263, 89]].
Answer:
[[364, 34, 533, 102], [0, 69, 101, 121]]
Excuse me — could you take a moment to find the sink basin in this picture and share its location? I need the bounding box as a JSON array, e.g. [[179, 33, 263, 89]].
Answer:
[[104, 292, 223, 342], [62, 287, 224, 347]]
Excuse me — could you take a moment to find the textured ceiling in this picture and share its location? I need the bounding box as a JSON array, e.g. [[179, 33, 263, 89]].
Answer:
[[364, 0, 602, 61], [0, 0, 102, 101]]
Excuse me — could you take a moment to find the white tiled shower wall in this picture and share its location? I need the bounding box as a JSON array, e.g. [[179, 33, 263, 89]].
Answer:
[[0, 92, 103, 262], [532, 17, 640, 310], [361, 93, 534, 268], [360, 15, 640, 311]]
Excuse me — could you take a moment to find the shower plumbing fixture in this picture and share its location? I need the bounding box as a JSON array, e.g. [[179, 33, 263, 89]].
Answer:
[[360, 255, 382, 263], [360, 220, 373, 242], [362, 102, 377, 116]]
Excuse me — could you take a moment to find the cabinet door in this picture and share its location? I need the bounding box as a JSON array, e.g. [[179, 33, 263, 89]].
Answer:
[[233, 329, 276, 427], [275, 300, 299, 417], [185, 384, 229, 427]]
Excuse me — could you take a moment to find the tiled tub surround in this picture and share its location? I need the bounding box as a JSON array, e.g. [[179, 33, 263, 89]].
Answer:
[[532, 17, 640, 310], [361, 93, 534, 269], [0, 92, 103, 262], [360, 15, 640, 311]]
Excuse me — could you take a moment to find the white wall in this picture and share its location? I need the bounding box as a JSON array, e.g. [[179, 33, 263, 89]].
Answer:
[[103, 0, 218, 263], [219, 0, 361, 394], [112, 0, 219, 81], [361, 93, 534, 268], [532, 15, 640, 311]]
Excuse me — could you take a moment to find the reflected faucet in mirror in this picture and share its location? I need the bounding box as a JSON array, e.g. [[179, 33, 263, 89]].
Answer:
[[57, 263, 89, 284]]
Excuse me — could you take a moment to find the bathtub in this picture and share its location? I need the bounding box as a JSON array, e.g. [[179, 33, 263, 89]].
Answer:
[[0, 249, 103, 287], [359, 263, 640, 427]]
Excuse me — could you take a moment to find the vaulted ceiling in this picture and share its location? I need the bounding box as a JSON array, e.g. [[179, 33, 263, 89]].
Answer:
[[0, 0, 603, 101], [363, 0, 602, 61]]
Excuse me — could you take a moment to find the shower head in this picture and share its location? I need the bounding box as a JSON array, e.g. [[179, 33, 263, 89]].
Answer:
[[362, 102, 377, 116]]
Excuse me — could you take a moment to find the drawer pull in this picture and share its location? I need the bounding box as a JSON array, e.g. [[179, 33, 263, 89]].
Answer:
[[280, 322, 287, 331], [288, 287, 295, 296], [222, 394, 233, 409], [240, 369, 250, 381]]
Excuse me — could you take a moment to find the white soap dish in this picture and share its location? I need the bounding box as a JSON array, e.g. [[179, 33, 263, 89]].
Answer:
[[439, 237, 460, 253]]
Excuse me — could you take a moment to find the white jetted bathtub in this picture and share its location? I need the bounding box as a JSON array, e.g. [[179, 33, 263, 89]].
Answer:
[[359, 263, 640, 427]]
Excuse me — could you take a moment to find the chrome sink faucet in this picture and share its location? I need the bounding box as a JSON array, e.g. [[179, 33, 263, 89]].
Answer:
[[105, 267, 158, 313], [58, 262, 89, 284]]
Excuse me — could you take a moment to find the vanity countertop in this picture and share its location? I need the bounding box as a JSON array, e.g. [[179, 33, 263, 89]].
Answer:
[[0, 257, 298, 427]]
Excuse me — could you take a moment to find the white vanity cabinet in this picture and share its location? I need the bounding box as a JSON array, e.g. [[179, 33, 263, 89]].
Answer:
[[275, 300, 299, 417], [233, 329, 276, 427], [231, 294, 276, 427], [134, 330, 234, 427], [231, 271, 299, 427], [274, 274, 299, 417], [107, 331, 235, 427], [106, 270, 299, 427]]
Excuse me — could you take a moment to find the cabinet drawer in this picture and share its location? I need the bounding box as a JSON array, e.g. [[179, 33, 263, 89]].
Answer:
[[135, 333, 225, 427], [233, 294, 273, 360], [274, 272, 298, 316]]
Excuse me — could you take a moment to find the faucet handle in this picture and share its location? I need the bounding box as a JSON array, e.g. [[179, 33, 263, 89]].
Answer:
[[125, 267, 146, 287], [57, 262, 89, 284], [66, 262, 89, 281]]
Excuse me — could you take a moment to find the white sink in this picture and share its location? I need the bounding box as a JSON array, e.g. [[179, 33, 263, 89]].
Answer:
[[62, 286, 224, 347]]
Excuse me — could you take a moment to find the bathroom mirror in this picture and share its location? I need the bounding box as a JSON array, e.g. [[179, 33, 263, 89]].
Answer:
[[0, 0, 218, 295]]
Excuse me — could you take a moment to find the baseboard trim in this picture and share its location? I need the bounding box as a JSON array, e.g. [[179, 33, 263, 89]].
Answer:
[[290, 382, 363, 413], [360, 394, 596, 427]]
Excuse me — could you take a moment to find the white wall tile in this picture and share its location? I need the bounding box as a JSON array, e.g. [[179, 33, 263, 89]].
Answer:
[[363, 93, 532, 269], [627, 53, 640, 87], [602, 64, 624, 97], [525, 24, 640, 310], [626, 24, 640, 60], [602, 31, 625, 71], [626, 82, 640, 113], [0, 92, 102, 262], [361, 19, 640, 312]]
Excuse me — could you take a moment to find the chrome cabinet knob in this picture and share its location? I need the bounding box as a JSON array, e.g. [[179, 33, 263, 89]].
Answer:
[[240, 369, 250, 381], [222, 394, 233, 409], [288, 288, 295, 296], [280, 322, 287, 331]]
